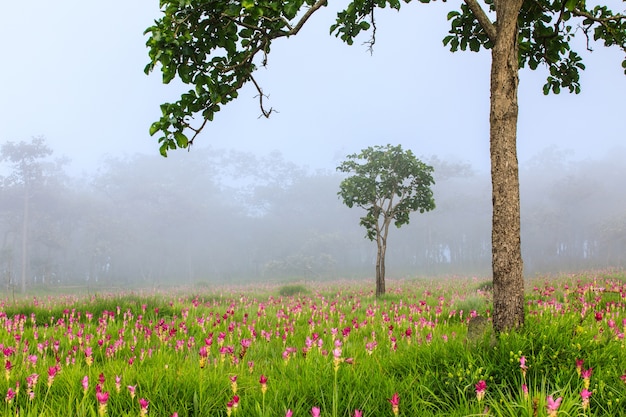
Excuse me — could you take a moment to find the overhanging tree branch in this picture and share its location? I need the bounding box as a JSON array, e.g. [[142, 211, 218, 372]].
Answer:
[[464, 0, 496, 42]]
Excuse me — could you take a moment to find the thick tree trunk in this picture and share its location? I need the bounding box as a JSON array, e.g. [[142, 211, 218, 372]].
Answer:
[[490, 0, 525, 332]]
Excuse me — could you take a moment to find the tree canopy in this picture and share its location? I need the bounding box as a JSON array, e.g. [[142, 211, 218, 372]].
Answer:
[[144, 0, 625, 154]]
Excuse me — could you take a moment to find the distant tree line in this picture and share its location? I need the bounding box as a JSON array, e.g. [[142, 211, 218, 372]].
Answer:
[[0, 138, 624, 290]]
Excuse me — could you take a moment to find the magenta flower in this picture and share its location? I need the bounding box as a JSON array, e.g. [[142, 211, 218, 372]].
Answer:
[[5, 387, 16, 404], [139, 398, 149, 416], [47, 365, 59, 387], [285, 410, 293, 417], [259, 374, 268, 394], [227, 395, 239, 416], [353, 410, 363, 417], [575, 358, 584, 376], [82, 375, 89, 394], [96, 390, 109, 405], [519, 356, 528, 377], [128, 385, 136, 399], [581, 388, 592, 410], [388, 392, 400, 416], [546, 395, 562, 417], [475, 380, 487, 402], [311, 406, 321, 417], [96, 391, 110, 417], [581, 367, 593, 389]]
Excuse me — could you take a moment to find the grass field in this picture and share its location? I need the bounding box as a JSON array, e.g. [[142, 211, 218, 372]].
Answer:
[[0, 270, 625, 416]]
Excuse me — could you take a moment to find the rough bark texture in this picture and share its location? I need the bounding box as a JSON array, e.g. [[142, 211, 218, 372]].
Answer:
[[490, 0, 525, 332]]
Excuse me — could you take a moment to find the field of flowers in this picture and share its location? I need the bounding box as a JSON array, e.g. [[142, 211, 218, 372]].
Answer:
[[1, 271, 625, 416]]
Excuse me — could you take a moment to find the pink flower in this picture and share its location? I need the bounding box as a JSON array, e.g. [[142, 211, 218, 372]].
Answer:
[[546, 395, 562, 417], [5, 387, 16, 404], [96, 391, 110, 405], [353, 410, 363, 417], [580, 388, 592, 410], [285, 410, 293, 417], [128, 385, 136, 399], [259, 374, 268, 394], [519, 356, 528, 377], [475, 380, 487, 402], [311, 406, 321, 417], [388, 392, 400, 416], [47, 365, 59, 387], [139, 398, 149, 416], [575, 358, 584, 376], [581, 367, 593, 389], [82, 375, 89, 394]]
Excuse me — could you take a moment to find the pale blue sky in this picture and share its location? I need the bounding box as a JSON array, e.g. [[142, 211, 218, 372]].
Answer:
[[1, 1, 624, 175]]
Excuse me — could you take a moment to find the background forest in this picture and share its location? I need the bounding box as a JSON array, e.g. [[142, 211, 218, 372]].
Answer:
[[1, 138, 624, 291]]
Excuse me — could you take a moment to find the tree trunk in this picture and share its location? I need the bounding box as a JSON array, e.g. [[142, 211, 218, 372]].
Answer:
[[490, 0, 525, 332], [375, 235, 385, 297]]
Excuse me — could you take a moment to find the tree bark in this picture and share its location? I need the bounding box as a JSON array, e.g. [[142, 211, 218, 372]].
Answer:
[[490, 0, 525, 332]]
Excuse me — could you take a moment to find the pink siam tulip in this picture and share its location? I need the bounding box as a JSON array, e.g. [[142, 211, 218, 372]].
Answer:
[[575, 359, 584, 376], [546, 395, 562, 417], [115, 375, 121, 393], [47, 365, 59, 388], [388, 392, 400, 416], [96, 390, 110, 416], [311, 406, 321, 417], [580, 388, 592, 410], [475, 380, 487, 402], [5, 387, 16, 404], [199, 346, 208, 369], [128, 385, 137, 399], [353, 410, 363, 417], [519, 356, 528, 378], [581, 368, 593, 389], [285, 410, 293, 417], [259, 374, 268, 394], [226, 395, 239, 416], [26, 373, 38, 401], [229, 375, 238, 394], [5, 360, 12, 381], [139, 397, 149, 417], [82, 375, 89, 395]]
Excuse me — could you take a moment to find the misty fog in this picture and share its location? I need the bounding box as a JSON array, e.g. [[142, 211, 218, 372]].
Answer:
[[1, 139, 625, 291]]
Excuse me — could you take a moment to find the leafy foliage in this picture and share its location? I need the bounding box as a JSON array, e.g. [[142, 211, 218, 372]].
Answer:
[[336, 144, 435, 241], [144, 0, 327, 155], [145, 0, 625, 151]]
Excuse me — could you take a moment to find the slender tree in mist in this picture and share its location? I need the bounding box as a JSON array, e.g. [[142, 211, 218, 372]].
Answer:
[[0, 137, 53, 292], [337, 144, 435, 297], [144, 0, 626, 332]]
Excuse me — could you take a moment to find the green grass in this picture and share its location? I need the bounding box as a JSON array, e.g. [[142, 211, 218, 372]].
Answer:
[[0, 270, 625, 416]]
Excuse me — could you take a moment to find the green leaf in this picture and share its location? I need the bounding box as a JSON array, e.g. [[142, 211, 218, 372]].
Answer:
[[174, 132, 189, 148], [564, 0, 578, 11], [242, 0, 255, 9], [149, 122, 160, 136]]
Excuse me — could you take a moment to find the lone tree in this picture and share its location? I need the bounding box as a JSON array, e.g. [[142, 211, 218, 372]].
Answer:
[[337, 144, 435, 297], [144, 0, 626, 332]]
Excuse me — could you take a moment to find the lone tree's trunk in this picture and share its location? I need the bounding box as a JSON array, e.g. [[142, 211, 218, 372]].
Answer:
[[375, 219, 392, 297], [490, 0, 525, 332]]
